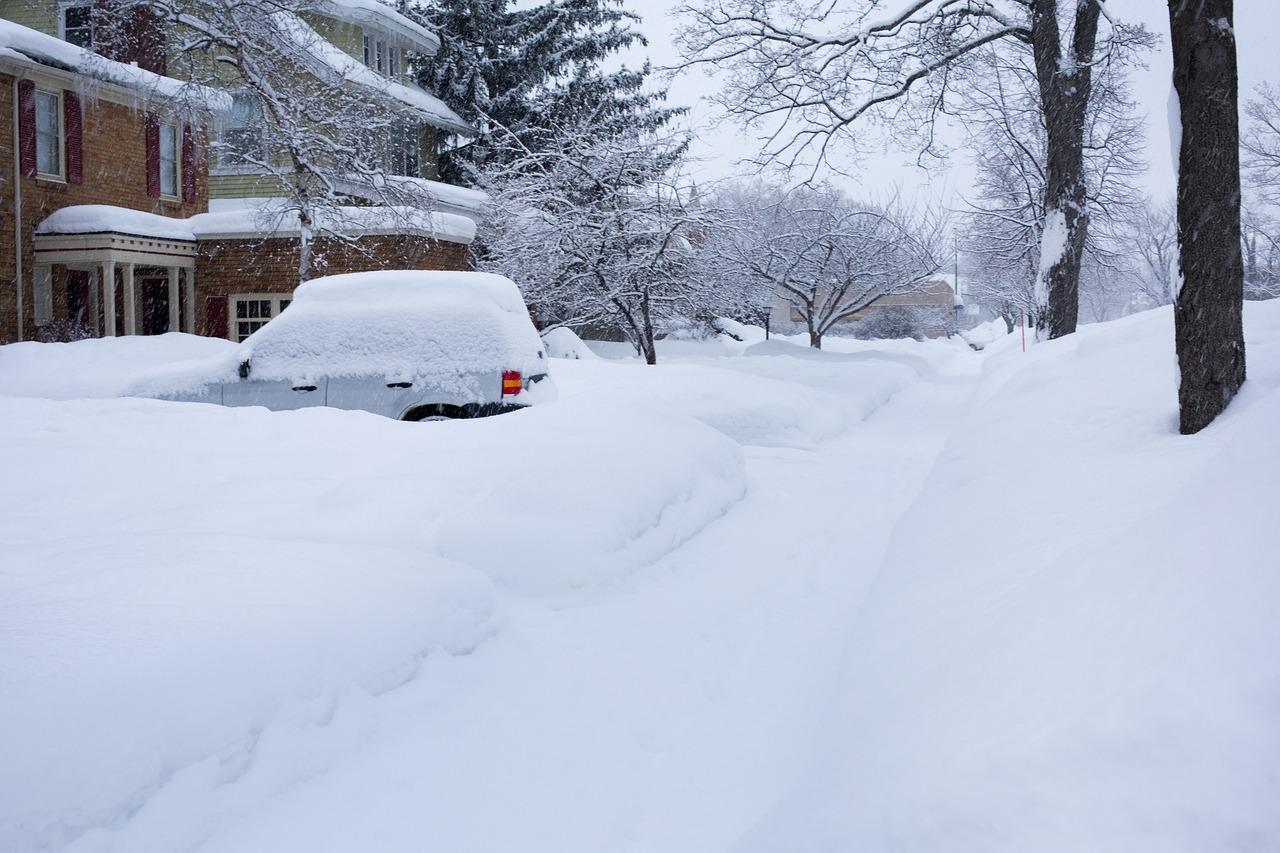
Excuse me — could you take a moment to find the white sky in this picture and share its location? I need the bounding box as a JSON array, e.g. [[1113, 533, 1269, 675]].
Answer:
[[622, 0, 1280, 207]]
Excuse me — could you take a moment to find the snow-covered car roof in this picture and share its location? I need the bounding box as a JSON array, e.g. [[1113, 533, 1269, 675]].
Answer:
[[246, 271, 543, 383]]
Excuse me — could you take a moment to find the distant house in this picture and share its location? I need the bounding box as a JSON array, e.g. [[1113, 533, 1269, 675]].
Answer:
[[771, 277, 961, 339], [0, 1, 482, 345]]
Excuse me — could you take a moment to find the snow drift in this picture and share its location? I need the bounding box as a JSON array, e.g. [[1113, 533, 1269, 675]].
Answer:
[[735, 302, 1280, 853], [0, 392, 745, 849]]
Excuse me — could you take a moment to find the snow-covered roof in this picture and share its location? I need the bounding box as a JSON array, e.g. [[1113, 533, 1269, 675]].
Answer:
[[0, 19, 231, 114], [190, 200, 476, 244], [36, 205, 198, 241], [36, 201, 477, 245], [337, 174, 489, 219], [278, 13, 470, 134], [240, 270, 544, 383], [315, 0, 440, 54]]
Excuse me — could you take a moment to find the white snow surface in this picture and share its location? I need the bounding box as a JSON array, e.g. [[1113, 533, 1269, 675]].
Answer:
[[277, 13, 469, 133], [35, 201, 477, 244], [0, 333, 234, 399], [37, 205, 199, 240], [3, 303, 1279, 852], [540, 326, 598, 359]]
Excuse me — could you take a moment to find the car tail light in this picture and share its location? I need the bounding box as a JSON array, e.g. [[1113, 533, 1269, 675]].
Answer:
[[502, 370, 522, 397]]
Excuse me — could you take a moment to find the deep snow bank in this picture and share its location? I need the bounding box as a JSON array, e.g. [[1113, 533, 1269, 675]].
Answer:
[[549, 340, 946, 449], [0, 333, 235, 399], [737, 303, 1280, 853], [0, 393, 744, 850]]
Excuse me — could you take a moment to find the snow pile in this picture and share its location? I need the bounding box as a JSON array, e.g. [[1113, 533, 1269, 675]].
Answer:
[[551, 346, 927, 449], [188, 201, 477, 243], [736, 302, 1280, 852], [37, 205, 198, 240], [541, 326, 598, 359], [0, 388, 746, 848], [712, 317, 768, 345], [0, 333, 234, 399]]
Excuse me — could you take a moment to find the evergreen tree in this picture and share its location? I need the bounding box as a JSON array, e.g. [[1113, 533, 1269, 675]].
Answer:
[[411, 0, 680, 183]]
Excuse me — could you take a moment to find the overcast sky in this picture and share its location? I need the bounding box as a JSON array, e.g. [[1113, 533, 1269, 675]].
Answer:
[[622, 0, 1280, 207]]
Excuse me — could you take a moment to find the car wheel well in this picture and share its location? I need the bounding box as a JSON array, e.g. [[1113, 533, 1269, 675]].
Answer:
[[401, 403, 473, 422]]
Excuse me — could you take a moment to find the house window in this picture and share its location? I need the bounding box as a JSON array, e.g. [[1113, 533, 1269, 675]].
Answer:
[[387, 46, 399, 78], [223, 92, 265, 165], [375, 39, 386, 74], [231, 294, 290, 342], [158, 122, 178, 197], [35, 90, 62, 178], [60, 2, 93, 48], [388, 121, 419, 177], [363, 33, 371, 66]]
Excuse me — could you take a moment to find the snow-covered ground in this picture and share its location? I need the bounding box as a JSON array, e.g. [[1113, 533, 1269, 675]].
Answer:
[[2, 305, 1277, 852]]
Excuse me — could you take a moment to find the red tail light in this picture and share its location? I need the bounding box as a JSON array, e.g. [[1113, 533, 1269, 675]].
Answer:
[[502, 370, 522, 397]]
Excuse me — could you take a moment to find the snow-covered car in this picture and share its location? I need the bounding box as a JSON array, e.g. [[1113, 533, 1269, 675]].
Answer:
[[130, 270, 554, 420]]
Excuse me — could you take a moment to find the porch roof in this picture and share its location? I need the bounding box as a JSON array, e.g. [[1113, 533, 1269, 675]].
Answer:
[[34, 207, 198, 268]]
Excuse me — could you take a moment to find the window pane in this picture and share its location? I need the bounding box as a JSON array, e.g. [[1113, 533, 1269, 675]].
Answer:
[[63, 6, 92, 47], [36, 92, 58, 132], [160, 124, 177, 159], [159, 125, 177, 195], [35, 92, 59, 175], [278, 299, 290, 312]]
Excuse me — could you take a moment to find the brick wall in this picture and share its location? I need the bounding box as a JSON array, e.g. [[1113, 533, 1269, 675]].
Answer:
[[0, 71, 209, 343], [195, 234, 471, 336]]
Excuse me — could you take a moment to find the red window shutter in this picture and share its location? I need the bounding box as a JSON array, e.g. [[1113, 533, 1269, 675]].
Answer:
[[205, 294, 229, 338], [64, 90, 83, 184], [145, 113, 160, 198], [17, 80, 36, 177], [181, 124, 196, 203]]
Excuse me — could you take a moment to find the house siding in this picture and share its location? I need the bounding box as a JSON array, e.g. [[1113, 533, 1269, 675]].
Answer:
[[0, 70, 210, 343], [195, 234, 470, 336], [0, 0, 58, 35]]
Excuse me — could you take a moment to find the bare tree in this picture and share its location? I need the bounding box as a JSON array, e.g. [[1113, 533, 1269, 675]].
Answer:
[[1168, 0, 1246, 434], [958, 37, 1145, 330], [474, 118, 711, 364], [676, 0, 1152, 340], [1241, 204, 1280, 300], [1242, 83, 1280, 203], [1118, 198, 1177, 308], [1241, 84, 1280, 300], [126, 0, 464, 279], [709, 184, 944, 349]]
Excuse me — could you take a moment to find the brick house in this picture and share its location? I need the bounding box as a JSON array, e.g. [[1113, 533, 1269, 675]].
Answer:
[[0, 1, 482, 345]]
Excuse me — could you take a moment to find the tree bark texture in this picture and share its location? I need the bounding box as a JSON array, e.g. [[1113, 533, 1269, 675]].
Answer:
[[1169, 0, 1247, 434], [1030, 0, 1100, 340]]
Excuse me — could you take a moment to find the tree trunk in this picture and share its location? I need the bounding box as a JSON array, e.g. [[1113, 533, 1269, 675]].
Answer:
[[640, 291, 658, 365], [1169, 0, 1247, 434], [1030, 0, 1100, 340], [808, 328, 822, 349], [297, 208, 313, 282]]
